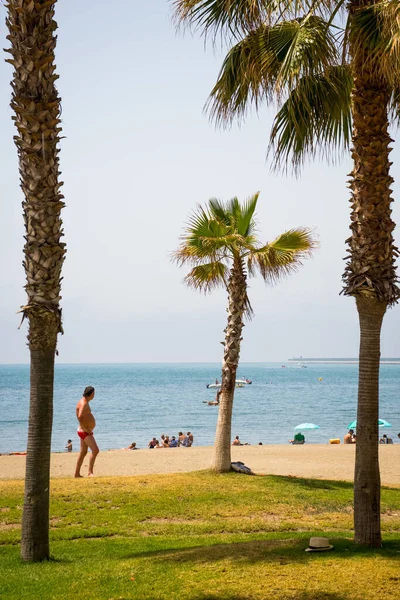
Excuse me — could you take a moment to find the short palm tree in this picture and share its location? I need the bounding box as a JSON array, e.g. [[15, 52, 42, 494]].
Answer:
[[173, 0, 400, 546], [6, 0, 66, 561], [173, 193, 316, 472]]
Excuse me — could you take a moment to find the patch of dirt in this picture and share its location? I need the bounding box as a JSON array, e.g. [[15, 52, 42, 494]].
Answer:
[[0, 523, 20, 531], [236, 513, 282, 523], [382, 512, 400, 522], [140, 517, 204, 524]]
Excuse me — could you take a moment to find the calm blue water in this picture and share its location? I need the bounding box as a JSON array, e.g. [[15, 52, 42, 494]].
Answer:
[[0, 363, 399, 453]]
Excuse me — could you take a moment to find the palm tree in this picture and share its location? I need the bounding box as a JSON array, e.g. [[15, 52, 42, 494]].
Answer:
[[6, 0, 66, 561], [173, 0, 400, 547], [173, 193, 316, 472]]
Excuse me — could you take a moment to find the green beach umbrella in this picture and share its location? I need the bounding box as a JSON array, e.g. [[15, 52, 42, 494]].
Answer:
[[294, 423, 320, 430], [347, 419, 392, 429]]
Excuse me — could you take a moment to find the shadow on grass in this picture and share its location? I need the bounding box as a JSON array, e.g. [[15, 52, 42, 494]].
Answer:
[[267, 475, 400, 494], [154, 538, 323, 566], [191, 594, 346, 600], [267, 475, 353, 492], [124, 537, 400, 565], [122, 538, 332, 564]]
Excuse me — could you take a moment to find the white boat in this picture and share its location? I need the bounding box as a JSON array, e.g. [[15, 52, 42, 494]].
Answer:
[[206, 378, 252, 389], [297, 362, 307, 368]]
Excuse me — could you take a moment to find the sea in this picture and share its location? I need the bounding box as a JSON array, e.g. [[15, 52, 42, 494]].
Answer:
[[0, 362, 399, 454]]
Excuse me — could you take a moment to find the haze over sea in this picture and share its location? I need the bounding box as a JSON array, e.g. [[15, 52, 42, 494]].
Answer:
[[1, 362, 399, 454]]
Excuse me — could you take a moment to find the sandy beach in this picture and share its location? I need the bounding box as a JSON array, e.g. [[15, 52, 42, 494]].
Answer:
[[1, 444, 400, 485]]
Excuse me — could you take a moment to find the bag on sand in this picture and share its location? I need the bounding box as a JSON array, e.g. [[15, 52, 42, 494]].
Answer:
[[231, 461, 253, 475]]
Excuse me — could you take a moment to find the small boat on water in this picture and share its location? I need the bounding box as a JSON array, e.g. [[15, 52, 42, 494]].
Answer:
[[206, 378, 252, 389]]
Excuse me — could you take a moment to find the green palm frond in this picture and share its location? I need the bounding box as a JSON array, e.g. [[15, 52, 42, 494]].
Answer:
[[270, 227, 317, 253], [174, 195, 316, 298], [173, 0, 264, 38], [175, 207, 230, 264], [183, 261, 228, 292], [173, 0, 317, 40], [348, 1, 400, 86], [227, 196, 241, 223], [208, 197, 232, 224], [268, 65, 352, 171], [173, 196, 258, 269], [236, 192, 259, 237], [247, 227, 317, 282], [186, 204, 227, 238], [207, 16, 338, 125], [174, 243, 222, 266]]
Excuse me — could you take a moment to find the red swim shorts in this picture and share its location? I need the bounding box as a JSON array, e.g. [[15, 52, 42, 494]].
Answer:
[[77, 430, 93, 440]]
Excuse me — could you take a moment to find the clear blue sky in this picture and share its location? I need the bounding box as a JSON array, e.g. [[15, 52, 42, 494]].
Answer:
[[0, 0, 399, 363]]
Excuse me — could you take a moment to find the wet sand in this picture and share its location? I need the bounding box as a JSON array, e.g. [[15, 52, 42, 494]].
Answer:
[[1, 444, 399, 485]]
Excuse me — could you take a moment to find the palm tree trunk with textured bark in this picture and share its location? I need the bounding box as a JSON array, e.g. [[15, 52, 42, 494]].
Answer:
[[212, 259, 247, 472], [21, 314, 58, 562], [354, 295, 385, 546], [6, 0, 66, 561], [344, 0, 399, 546]]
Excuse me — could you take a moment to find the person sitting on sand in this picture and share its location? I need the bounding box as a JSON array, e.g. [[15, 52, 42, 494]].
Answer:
[[379, 434, 392, 444], [289, 432, 305, 445], [182, 432, 193, 447], [65, 439, 72, 452], [169, 436, 178, 447], [125, 442, 138, 450], [232, 435, 241, 446], [344, 429, 355, 444], [148, 437, 158, 449], [178, 431, 185, 446]]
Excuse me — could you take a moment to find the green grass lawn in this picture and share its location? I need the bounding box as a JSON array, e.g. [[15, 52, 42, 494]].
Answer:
[[1, 472, 400, 599]]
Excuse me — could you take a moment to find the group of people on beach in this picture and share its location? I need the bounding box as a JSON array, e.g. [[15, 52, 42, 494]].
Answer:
[[344, 430, 397, 444], [65, 385, 400, 478], [148, 432, 194, 448], [71, 385, 197, 477]]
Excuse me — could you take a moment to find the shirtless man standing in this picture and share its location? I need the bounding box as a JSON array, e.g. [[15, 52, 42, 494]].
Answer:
[[74, 386, 99, 477]]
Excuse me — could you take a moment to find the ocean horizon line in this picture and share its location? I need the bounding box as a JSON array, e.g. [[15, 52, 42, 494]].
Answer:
[[2, 358, 400, 366], [2, 360, 289, 366]]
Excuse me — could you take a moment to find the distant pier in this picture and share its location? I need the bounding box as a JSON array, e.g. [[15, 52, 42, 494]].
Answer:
[[289, 358, 400, 365]]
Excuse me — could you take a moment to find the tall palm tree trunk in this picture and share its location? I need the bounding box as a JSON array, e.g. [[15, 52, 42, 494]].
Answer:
[[22, 314, 58, 561], [212, 260, 247, 472], [354, 296, 385, 546], [344, 0, 399, 546], [6, 0, 66, 561]]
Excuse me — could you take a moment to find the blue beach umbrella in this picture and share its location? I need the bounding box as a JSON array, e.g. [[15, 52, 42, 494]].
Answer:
[[294, 423, 320, 430], [347, 419, 392, 429]]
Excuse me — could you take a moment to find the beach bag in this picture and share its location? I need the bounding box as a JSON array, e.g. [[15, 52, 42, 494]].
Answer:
[[231, 461, 253, 475]]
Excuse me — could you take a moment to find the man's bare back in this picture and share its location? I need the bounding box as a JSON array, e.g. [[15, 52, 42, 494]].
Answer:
[[74, 386, 99, 478]]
